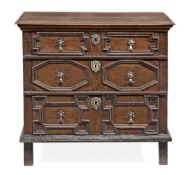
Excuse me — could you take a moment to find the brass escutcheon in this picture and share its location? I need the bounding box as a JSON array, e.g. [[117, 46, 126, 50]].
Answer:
[[91, 34, 100, 46], [91, 60, 101, 73], [91, 97, 101, 110]]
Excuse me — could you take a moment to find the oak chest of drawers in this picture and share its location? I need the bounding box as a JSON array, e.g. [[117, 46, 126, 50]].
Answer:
[[16, 12, 174, 165]]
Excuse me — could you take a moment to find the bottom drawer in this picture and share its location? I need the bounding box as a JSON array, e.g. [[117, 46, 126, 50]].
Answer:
[[32, 95, 159, 135]]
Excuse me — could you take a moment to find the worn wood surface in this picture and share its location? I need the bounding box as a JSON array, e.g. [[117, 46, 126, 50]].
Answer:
[[16, 12, 174, 26], [20, 129, 172, 142]]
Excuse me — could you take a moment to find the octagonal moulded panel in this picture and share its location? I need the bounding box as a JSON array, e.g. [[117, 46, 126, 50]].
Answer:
[[32, 60, 89, 91], [102, 60, 159, 91]]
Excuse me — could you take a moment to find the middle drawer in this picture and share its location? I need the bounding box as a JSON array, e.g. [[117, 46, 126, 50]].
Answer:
[[31, 59, 160, 92]]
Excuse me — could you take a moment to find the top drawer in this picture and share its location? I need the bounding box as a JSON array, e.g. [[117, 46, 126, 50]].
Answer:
[[31, 32, 166, 56]]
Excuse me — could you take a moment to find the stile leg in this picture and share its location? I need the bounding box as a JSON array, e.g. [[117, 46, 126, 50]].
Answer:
[[159, 142, 168, 165], [24, 143, 33, 166]]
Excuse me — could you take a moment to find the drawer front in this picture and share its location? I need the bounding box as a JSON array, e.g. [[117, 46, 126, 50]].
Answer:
[[102, 60, 159, 91], [31, 32, 164, 56], [32, 95, 159, 135], [32, 32, 88, 55], [32, 60, 90, 91], [102, 95, 159, 135], [102, 32, 160, 56], [31, 60, 160, 91], [32, 95, 90, 135]]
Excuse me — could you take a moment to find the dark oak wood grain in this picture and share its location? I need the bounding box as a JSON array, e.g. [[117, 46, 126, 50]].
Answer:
[[16, 12, 174, 26], [16, 12, 174, 165]]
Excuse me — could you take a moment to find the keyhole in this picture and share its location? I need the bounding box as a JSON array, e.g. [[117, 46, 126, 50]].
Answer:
[[94, 101, 97, 106], [94, 64, 97, 69]]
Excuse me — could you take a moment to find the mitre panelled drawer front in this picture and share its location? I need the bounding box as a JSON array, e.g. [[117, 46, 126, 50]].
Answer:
[[17, 12, 174, 165], [31, 59, 160, 92], [32, 32, 88, 55], [30, 31, 167, 56], [32, 95, 159, 135]]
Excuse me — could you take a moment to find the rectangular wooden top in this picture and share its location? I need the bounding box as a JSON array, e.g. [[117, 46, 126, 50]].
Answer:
[[16, 12, 174, 30]]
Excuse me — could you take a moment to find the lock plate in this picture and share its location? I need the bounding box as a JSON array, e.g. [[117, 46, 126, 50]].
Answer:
[[91, 97, 101, 110], [91, 34, 100, 46], [91, 60, 101, 73]]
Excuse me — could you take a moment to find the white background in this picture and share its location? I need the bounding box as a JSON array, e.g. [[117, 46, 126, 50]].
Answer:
[[0, 0, 195, 174]]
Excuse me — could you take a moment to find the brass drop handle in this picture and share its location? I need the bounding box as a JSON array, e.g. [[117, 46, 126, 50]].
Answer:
[[57, 72, 65, 86], [56, 38, 64, 51], [128, 38, 135, 52], [127, 70, 134, 86], [126, 111, 136, 124], [57, 110, 65, 124], [91, 97, 101, 110]]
